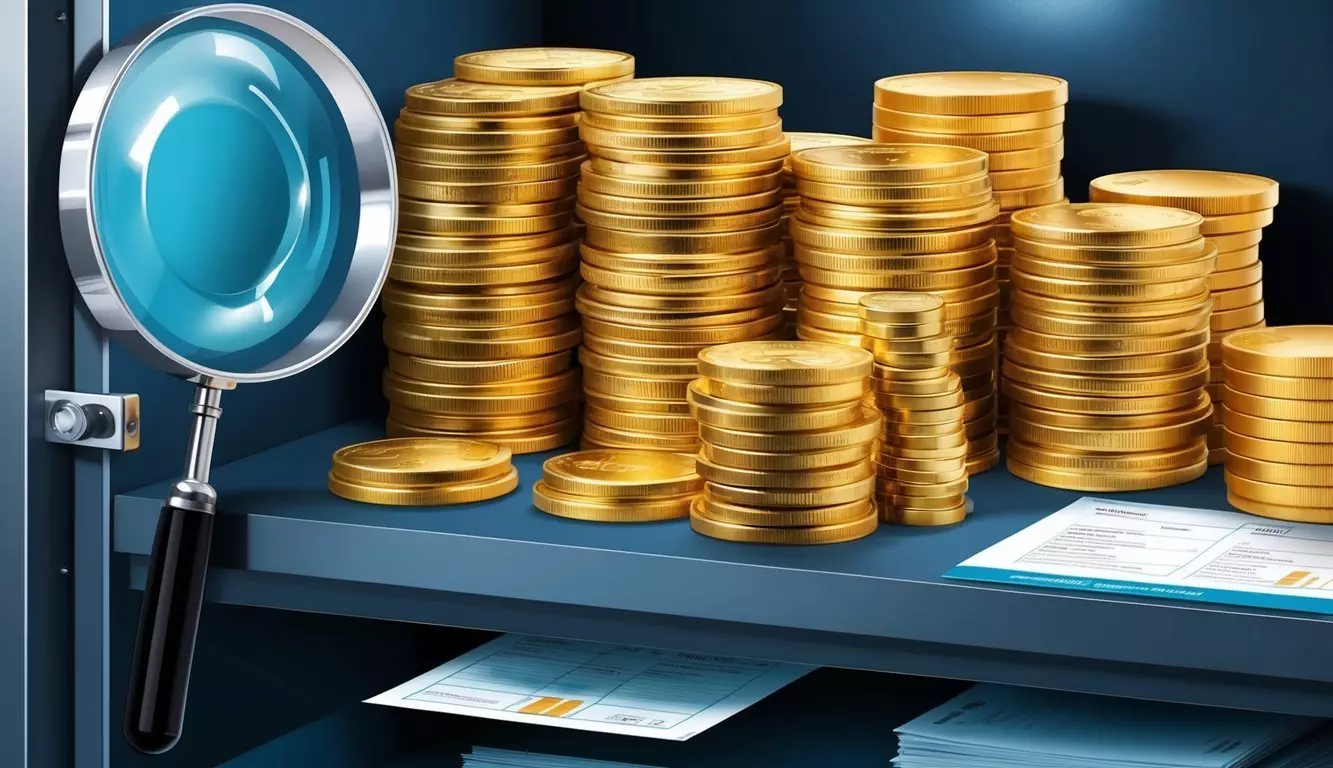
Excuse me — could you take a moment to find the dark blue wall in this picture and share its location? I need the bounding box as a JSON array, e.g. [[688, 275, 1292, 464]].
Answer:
[[108, 0, 544, 495], [544, 0, 1333, 325]]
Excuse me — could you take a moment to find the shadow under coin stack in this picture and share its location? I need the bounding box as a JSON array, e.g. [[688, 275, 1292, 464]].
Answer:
[[859, 293, 971, 526], [1088, 170, 1278, 465], [789, 144, 1002, 474], [1221, 327, 1333, 523], [575, 77, 791, 453], [1004, 203, 1215, 490], [385, 74, 600, 452], [780, 133, 874, 335], [328, 438, 519, 506], [688, 341, 880, 544], [872, 72, 1069, 438], [532, 449, 701, 522]]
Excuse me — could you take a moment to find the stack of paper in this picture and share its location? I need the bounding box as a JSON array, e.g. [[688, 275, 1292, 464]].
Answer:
[[1261, 723, 1333, 768], [462, 747, 660, 768], [893, 685, 1322, 768]]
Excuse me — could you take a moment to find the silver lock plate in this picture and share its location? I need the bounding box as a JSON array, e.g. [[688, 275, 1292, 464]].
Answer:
[[44, 390, 140, 451]]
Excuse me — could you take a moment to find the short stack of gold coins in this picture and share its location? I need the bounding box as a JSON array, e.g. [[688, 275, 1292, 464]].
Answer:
[[328, 438, 519, 506], [780, 133, 874, 335], [859, 293, 971, 526], [1221, 327, 1333, 523], [575, 77, 791, 453], [532, 449, 701, 522], [872, 72, 1069, 437], [1089, 170, 1279, 465], [789, 143, 1002, 474], [384, 49, 634, 453], [1003, 203, 1215, 491], [687, 341, 881, 544]]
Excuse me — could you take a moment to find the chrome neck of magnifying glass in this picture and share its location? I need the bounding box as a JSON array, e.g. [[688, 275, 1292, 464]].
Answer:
[[183, 384, 223, 485]]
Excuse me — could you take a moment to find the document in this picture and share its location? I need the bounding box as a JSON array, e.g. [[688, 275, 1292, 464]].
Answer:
[[463, 747, 661, 768], [366, 634, 811, 740], [948, 496, 1333, 614]]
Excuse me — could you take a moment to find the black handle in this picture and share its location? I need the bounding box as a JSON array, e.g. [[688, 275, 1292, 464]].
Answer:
[[124, 501, 214, 754]]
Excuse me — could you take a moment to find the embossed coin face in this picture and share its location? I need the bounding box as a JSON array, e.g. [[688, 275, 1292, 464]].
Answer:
[[790, 144, 988, 184], [454, 47, 634, 85], [582, 76, 782, 115], [332, 437, 512, 484], [544, 449, 698, 492], [698, 340, 873, 385], [405, 78, 581, 115], [1089, 170, 1279, 215], [785, 132, 873, 154], [858, 292, 946, 314], [1011, 202, 1202, 246], [874, 72, 1069, 114], [1222, 326, 1333, 377]]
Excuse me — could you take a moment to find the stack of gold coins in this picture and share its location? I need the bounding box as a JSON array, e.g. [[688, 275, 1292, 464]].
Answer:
[[1222, 327, 1333, 523], [575, 77, 791, 453], [1089, 170, 1279, 465], [1004, 203, 1214, 490], [532, 449, 701, 522], [385, 56, 630, 452], [328, 438, 518, 505], [779, 133, 873, 335], [858, 294, 970, 525], [789, 144, 1002, 474], [872, 72, 1069, 436], [687, 341, 880, 544]]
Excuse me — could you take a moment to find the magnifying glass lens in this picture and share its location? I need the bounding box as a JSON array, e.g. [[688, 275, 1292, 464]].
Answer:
[[92, 17, 361, 371]]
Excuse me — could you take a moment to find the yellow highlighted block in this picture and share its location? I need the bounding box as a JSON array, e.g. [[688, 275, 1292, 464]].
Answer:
[[544, 699, 583, 717], [1276, 570, 1311, 587], [519, 697, 562, 715]]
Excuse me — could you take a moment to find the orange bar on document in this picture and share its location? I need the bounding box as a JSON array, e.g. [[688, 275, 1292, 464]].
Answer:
[[1275, 570, 1311, 586], [544, 699, 583, 717], [519, 697, 562, 714]]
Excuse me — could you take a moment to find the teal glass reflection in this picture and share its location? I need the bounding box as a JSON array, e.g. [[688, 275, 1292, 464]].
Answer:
[[93, 17, 360, 372]]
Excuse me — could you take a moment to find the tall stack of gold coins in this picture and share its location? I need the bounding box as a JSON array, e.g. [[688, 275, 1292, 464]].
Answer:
[[780, 133, 873, 335], [1004, 203, 1214, 490], [575, 77, 791, 453], [688, 341, 881, 544], [1089, 170, 1279, 465], [789, 144, 1002, 474], [385, 50, 633, 453], [533, 449, 701, 522], [872, 72, 1069, 436], [1221, 327, 1333, 523], [859, 294, 970, 525], [328, 438, 519, 506]]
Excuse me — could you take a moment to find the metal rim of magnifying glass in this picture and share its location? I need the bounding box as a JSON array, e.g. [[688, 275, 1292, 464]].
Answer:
[[58, 3, 397, 384]]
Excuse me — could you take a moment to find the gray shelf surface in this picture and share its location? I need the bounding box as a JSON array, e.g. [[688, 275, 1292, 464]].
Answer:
[[115, 421, 1333, 716]]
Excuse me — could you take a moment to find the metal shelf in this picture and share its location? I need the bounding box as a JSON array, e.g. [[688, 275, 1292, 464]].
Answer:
[[114, 421, 1333, 717]]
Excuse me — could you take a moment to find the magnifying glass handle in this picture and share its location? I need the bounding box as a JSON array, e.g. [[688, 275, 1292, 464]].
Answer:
[[124, 492, 215, 754]]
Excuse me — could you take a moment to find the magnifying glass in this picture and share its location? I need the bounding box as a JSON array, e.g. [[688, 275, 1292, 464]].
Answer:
[[59, 4, 395, 753]]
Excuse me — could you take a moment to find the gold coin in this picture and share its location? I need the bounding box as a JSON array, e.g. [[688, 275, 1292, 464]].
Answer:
[[1009, 249, 1216, 284], [578, 293, 779, 328], [1005, 339, 1205, 375], [1013, 237, 1207, 266], [390, 248, 577, 286], [797, 197, 1000, 230], [872, 103, 1065, 133], [1008, 393, 1210, 430], [1226, 474, 1333, 507], [404, 78, 582, 116], [689, 380, 863, 432], [994, 178, 1065, 210], [705, 377, 866, 406], [794, 175, 991, 206], [577, 346, 702, 378], [1007, 437, 1207, 472], [1010, 270, 1206, 303], [580, 313, 782, 345], [874, 383, 965, 413], [690, 501, 878, 544], [383, 367, 578, 399], [397, 108, 580, 132], [1209, 230, 1263, 251], [583, 371, 692, 402], [698, 406, 881, 452], [586, 404, 695, 434], [873, 71, 1068, 115], [1005, 359, 1207, 397], [581, 421, 698, 451], [888, 473, 970, 499], [1009, 305, 1209, 339], [384, 377, 580, 417], [799, 306, 862, 334], [388, 404, 576, 433], [583, 110, 780, 133], [885, 500, 970, 527], [396, 141, 584, 167], [881, 429, 968, 454], [581, 165, 783, 200], [589, 156, 786, 180], [577, 188, 783, 218], [872, 123, 1063, 152], [883, 492, 968, 513], [1224, 408, 1333, 443], [801, 259, 996, 291], [861, 319, 953, 342], [796, 243, 996, 276], [1011, 288, 1210, 320], [580, 283, 784, 313], [702, 478, 874, 509], [579, 120, 785, 151], [845, 291, 941, 329], [785, 132, 875, 158], [1222, 326, 1333, 377], [697, 340, 873, 385], [584, 222, 782, 254], [384, 313, 578, 342], [399, 199, 574, 236], [384, 322, 581, 359], [988, 162, 1063, 191], [1201, 209, 1274, 235], [382, 293, 573, 328], [584, 390, 692, 416], [789, 217, 993, 254], [862, 340, 951, 368], [1211, 282, 1265, 312], [694, 452, 873, 489], [329, 466, 520, 506], [330, 437, 512, 486], [1207, 261, 1262, 292], [1224, 387, 1333, 420], [582, 76, 782, 116], [590, 137, 791, 166], [1226, 454, 1333, 486], [1224, 367, 1333, 400], [1001, 379, 1202, 415], [874, 371, 959, 395], [1009, 456, 1207, 491], [889, 463, 968, 485], [701, 441, 874, 471], [789, 144, 989, 185], [396, 155, 582, 185], [392, 232, 577, 269], [454, 47, 635, 86], [1011, 202, 1202, 247], [1225, 430, 1333, 463], [394, 120, 581, 150], [1010, 408, 1211, 453], [398, 176, 578, 205], [1215, 246, 1259, 271], [541, 449, 699, 498], [1090, 170, 1279, 215], [1006, 327, 1210, 358], [1226, 491, 1333, 524], [698, 494, 872, 527], [794, 323, 862, 348], [387, 418, 579, 454], [576, 203, 782, 234], [583, 331, 716, 360], [381, 274, 578, 306], [385, 350, 573, 385], [533, 482, 694, 522], [987, 140, 1065, 171]]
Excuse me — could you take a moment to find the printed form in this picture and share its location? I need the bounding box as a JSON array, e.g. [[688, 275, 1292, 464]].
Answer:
[[366, 634, 810, 740], [948, 497, 1333, 614]]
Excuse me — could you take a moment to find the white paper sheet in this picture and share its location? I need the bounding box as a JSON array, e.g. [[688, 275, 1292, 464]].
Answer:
[[948, 496, 1333, 614], [366, 634, 811, 740]]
